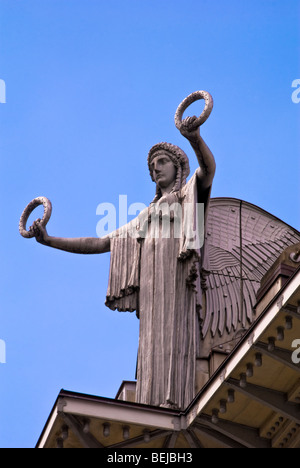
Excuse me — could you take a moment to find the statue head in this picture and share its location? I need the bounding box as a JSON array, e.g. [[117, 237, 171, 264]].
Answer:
[[147, 142, 190, 202]]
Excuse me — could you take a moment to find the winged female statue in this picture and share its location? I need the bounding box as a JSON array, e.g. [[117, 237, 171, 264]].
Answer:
[[19, 91, 300, 410]]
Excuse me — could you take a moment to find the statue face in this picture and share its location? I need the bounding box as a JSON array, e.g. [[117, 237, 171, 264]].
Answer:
[[150, 152, 177, 192]]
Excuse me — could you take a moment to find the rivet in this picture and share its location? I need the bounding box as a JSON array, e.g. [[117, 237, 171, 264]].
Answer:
[[239, 373, 247, 388], [227, 389, 235, 403], [285, 316, 293, 330], [123, 425, 130, 440], [219, 399, 227, 414], [211, 408, 219, 424], [276, 326, 284, 341], [268, 337, 276, 352], [246, 363, 253, 378], [254, 353, 262, 367], [103, 422, 110, 438]]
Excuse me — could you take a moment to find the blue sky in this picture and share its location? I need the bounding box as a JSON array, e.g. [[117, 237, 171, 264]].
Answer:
[[0, 0, 299, 448]]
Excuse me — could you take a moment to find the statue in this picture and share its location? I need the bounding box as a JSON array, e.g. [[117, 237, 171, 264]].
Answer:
[[19, 90, 300, 410], [19, 91, 215, 409]]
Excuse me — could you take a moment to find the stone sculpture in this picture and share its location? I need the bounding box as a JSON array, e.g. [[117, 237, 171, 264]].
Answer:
[[19, 91, 216, 409], [20, 90, 300, 410]]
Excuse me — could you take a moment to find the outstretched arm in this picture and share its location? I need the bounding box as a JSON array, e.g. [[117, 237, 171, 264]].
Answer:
[[179, 116, 216, 191], [32, 220, 110, 254]]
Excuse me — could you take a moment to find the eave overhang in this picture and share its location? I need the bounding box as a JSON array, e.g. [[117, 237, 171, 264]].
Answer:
[[37, 266, 300, 448]]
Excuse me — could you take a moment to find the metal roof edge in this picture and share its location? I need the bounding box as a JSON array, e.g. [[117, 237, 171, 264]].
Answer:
[[184, 264, 300, 425]]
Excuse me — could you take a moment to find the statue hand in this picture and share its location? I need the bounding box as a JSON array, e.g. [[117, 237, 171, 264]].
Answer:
[[31, 219, 49, 245], [179, 116, 200, 140]]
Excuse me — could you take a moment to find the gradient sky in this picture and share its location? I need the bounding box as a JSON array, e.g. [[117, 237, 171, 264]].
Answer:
[[0, 0, 299, 448]]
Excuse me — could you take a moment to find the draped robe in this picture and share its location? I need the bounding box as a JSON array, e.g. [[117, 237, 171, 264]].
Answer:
[[105, 172, 209, 409]]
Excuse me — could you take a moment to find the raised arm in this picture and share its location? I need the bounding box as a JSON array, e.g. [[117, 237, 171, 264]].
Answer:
[[179, 116, 216, 191], [32, 220, 110, 254]]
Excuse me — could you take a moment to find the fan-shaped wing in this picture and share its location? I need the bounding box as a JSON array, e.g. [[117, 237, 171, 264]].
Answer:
[[202, 198, 300, 338]]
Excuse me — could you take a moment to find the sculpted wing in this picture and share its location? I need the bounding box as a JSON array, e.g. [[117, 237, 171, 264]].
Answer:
[[202, 198, 300, 338]]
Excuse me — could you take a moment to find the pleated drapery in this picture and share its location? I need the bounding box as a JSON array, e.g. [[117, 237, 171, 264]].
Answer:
[[105, 173, 208, 409]]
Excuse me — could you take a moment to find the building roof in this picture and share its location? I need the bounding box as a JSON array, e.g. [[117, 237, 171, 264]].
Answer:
[[37, 262, 300, 448]]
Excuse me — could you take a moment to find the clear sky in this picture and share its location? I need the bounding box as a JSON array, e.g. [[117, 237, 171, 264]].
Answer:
[[0, 0, 299, 448]]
